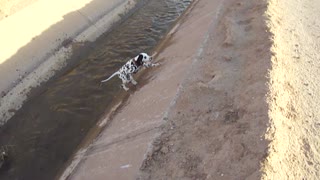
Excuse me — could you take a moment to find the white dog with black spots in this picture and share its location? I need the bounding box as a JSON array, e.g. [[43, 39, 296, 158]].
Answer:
[[101, 53, 159, 91]]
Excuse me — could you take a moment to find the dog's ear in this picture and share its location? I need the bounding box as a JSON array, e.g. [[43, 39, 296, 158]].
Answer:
[[137, 54, 143, 61], [134, 54, 144, 66]]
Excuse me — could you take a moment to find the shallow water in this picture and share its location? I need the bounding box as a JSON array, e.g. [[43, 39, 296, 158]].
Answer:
[[0, 0, 191, 179]]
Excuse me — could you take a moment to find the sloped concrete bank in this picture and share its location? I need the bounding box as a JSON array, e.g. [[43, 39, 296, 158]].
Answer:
[[138, 0, 272, 179], [58, 0, 213, 179], [0, 0, 146, 125], [50, 0, 320, 179]]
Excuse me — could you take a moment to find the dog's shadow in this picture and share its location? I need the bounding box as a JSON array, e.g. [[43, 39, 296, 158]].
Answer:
[[127, 75, 153, 93]]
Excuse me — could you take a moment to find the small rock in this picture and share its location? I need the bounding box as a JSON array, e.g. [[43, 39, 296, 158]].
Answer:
[[153, 145, 161, 152], [223, 56, 232, 61], [161, 146, 169, 154], [197, 82, 209, 89]]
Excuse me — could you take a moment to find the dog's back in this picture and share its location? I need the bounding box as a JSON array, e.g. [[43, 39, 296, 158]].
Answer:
[[101, 53, 156, 91]]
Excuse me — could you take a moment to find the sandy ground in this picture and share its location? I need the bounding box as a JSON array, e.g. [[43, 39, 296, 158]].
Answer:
[[263, 0, 320, 179]]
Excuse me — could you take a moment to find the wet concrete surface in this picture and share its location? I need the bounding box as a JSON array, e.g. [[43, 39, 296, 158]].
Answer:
[[0, 0, 191, 179]]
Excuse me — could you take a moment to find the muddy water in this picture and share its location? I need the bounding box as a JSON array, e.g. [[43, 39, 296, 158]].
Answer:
[[0, 0, 191, 179]]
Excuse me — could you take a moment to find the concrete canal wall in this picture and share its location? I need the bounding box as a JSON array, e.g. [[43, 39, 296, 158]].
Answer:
[[0, 0, 145, 125]]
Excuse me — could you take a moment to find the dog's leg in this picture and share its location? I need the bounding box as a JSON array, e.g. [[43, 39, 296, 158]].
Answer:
[[120, 75, 129, 91], [152, 63, 160, 67], [144, 62, 160, 68], [129, 74, 137, 85], [121, 80, 129, 91], [121, 84, 129, 91]]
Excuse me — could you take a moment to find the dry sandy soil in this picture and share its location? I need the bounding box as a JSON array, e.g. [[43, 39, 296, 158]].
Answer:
[[263, 0, 320, 179]]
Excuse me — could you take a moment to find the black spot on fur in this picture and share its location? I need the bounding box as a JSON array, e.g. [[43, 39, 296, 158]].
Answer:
[[136, 55, 143, 66]]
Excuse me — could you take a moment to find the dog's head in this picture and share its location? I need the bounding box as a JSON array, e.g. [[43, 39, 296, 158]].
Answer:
[[136, 53, 152, 65]]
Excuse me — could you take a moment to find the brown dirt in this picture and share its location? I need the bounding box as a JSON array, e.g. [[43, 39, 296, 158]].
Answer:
[[138, 0, 271, 179], [138, 0, 320, 179]]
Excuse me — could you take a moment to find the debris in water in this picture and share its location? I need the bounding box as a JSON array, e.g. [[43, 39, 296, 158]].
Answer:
[[0, 149, 8, 169]]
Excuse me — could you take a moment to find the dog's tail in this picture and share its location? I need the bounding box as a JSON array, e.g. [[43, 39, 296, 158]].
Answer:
[[101, 72, 120, 83]]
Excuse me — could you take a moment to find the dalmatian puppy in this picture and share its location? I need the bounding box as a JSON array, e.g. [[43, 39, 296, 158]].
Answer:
[[101, 53, 159, 91]]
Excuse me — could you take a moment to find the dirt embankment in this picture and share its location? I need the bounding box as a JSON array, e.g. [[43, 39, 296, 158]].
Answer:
[[139, 0, 271, 179], [138, 0, 320, 179], [263, 0, 320, 179]]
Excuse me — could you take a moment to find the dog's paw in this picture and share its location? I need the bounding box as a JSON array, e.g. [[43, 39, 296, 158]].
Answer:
[[123, 87, 129, 91], [121, 84, 129, 91], [123, 86, 129, 91], [131, 80, 138, 85], [153, 63, 160, 67]]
